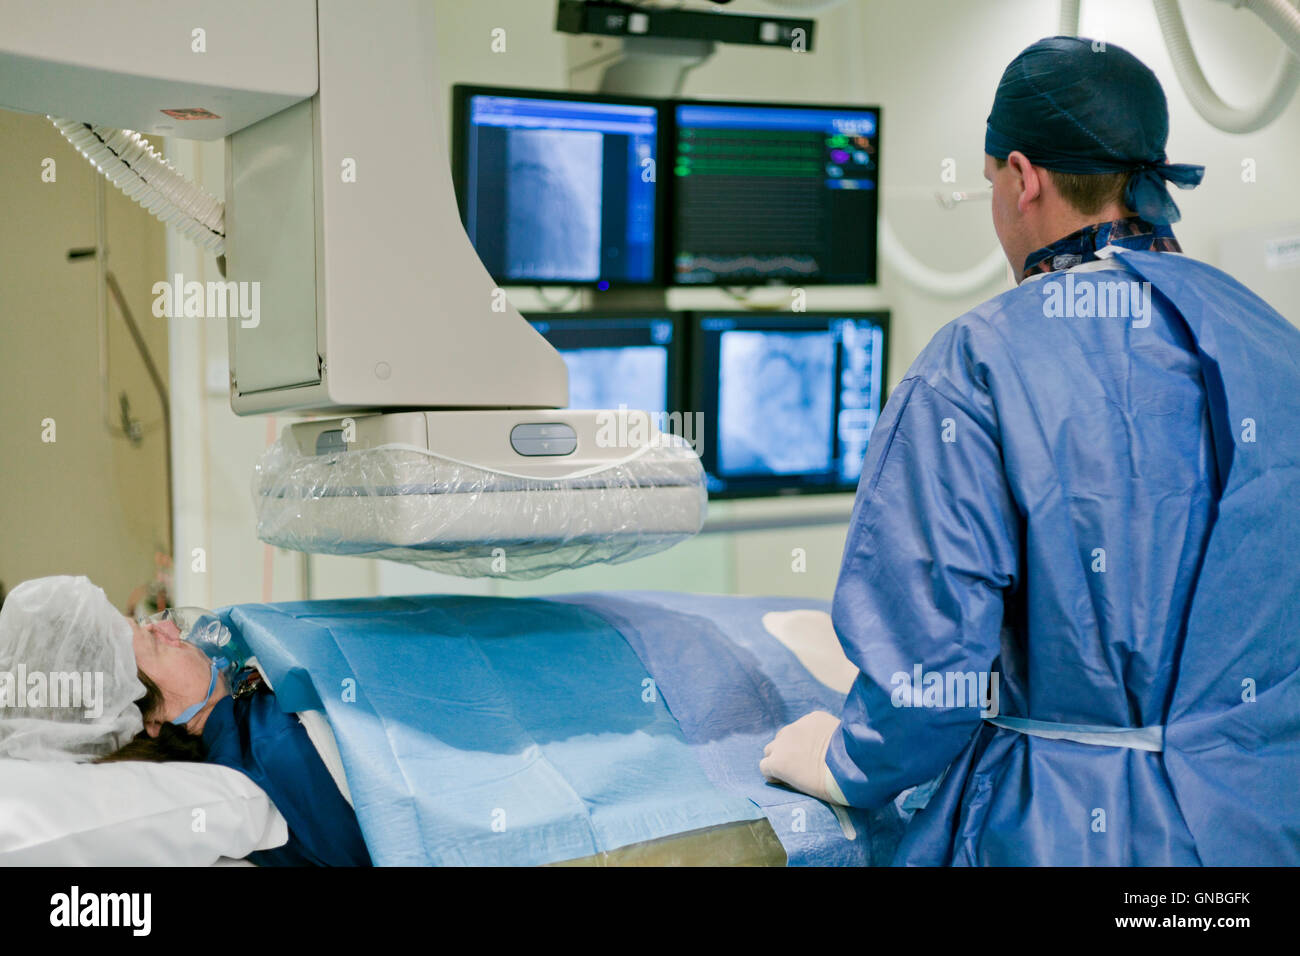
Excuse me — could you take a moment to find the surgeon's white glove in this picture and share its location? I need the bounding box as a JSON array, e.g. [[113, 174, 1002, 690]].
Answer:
[[760, 710, 849, 805]]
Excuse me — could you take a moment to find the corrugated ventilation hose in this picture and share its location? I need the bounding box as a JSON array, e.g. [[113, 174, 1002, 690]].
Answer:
[[49, 118, 225, 255]]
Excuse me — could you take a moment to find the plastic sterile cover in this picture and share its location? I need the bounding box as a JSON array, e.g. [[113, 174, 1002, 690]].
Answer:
[[251, 434, 708, 580]]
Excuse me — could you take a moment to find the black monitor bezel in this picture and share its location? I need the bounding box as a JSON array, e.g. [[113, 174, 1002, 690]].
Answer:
[[451, 84, 669, 288], [523, 309, 688, 415], [688, 309, 891, 499], [665, 97, 882, 288]]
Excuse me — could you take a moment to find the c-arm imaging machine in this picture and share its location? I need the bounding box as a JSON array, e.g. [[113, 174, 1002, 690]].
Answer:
[[0, 0, 706, 578]]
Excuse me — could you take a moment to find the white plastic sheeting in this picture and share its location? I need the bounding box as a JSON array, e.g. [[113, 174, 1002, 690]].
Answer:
[[252, 436, 708, 580]]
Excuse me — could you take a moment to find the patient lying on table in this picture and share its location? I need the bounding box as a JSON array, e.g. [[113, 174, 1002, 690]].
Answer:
[[0, 575, 370, 867]]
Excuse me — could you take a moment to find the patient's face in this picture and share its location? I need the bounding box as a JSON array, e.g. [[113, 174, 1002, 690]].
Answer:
[[128, 614, 216, 735]]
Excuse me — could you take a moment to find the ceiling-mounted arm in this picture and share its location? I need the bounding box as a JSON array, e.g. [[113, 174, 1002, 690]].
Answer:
[[1, 0, 571, 416], [0, 0, 318, 139], [0, 1, 319, 256]]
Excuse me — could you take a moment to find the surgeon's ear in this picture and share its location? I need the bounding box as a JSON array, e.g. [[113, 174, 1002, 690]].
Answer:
[[1006, 150, 1041, 211]]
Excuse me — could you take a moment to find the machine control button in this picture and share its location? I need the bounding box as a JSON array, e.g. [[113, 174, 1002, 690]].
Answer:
[[315, 429, 350, 455], [510, 423, 577, 456]]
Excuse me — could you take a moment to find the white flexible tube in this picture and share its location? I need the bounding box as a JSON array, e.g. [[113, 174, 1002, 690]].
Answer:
[[50, 118, 225, 256], [1247, 0, 1300, 55], [1059, 0, 1081, 36], [1154, 0, 1300, 133], [878, 217, 1008, 298]]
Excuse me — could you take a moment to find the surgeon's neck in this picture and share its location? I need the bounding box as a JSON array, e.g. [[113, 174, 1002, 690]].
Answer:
[[1016, 199, 1134, 283]]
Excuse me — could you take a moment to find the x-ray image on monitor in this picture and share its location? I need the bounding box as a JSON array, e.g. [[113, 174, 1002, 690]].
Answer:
[[717, 330, 835, 476], [505, 129, 603, 281], [561, 346, 668, 412], [455, 88, 660, 285], [527, 314, 681, 415], [693, 312, 889, 497]]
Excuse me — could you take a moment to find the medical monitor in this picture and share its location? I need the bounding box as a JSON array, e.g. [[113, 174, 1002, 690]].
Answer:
[[526, 312, 683, 414], [453, 85, 663, 286], [670, 101, 880, 285], [690, 312, 889, 497]]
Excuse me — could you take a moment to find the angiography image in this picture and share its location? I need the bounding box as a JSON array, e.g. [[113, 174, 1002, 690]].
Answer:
[[504, 128, 603, 281], [718, 330, 834, 476], [562, 346, 668, 413]]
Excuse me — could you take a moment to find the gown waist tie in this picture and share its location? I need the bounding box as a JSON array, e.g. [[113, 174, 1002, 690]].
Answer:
[[985, 716, 1164, 752]]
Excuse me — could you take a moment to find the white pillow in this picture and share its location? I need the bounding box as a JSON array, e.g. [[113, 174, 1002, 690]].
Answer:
[[0, 758, 289, 866]]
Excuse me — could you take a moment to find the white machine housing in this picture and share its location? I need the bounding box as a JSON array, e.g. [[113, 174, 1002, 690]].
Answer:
[[0, 0, 569, 415], [224, 0, 569, 414], [254, 411, 706, 569], [0, 0, 706, 576], [0, 0, 317, 140]]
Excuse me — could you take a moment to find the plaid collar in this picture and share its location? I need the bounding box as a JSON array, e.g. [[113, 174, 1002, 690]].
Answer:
[[231, 667, 266, 700], [1021, 216, 1181, 282]]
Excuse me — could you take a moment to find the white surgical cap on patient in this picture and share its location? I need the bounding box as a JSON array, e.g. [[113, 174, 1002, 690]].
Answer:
[[0, 576, 144, 762]]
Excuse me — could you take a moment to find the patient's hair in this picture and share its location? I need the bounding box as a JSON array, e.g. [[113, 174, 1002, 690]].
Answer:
[[994, 156, 1132, 217], [97, 670, 208, 764]]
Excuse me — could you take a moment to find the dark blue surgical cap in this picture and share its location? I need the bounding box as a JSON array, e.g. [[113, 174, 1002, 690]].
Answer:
[[985, 36, 1204, 224]]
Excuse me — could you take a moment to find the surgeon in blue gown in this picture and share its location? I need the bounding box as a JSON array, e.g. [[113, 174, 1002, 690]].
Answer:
[[760, 36, 1300, 865]]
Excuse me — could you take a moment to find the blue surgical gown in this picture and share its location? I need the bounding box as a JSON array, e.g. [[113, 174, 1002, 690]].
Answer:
[[826, 250, 1300, 865], [202, 687, 372, 866]]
